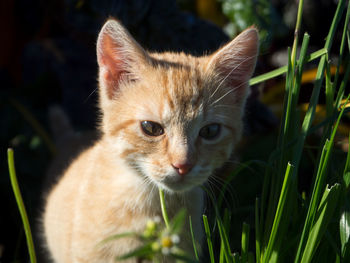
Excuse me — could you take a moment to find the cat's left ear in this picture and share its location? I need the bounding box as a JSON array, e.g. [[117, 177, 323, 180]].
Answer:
[[206, 27, 259, 105], [97, 19, 149, 101]]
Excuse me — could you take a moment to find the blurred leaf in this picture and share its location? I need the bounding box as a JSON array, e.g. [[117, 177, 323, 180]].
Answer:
[[29, 136, 41, 150], [340, 202, 350, 253], [99, 232, 138, 245], [170, 208, 186, 234], [117, 243, 153, 260], [189, 216, 199, 260], [344, 172, 350, 189], [220, 0, 287, 49], [343, 132, 350, 186]]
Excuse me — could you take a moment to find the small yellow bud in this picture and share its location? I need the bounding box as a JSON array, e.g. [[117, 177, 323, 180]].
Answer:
[[161, 236, 173, 248], [151, 242, 161, 251], [146, 220, 156, 231]]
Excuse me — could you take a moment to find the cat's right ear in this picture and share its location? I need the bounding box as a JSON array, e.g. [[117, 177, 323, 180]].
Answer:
[[97, 19, 149, 101]]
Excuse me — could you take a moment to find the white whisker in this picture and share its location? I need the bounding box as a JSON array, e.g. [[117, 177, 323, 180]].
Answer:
[[209, 55, 257, 101]]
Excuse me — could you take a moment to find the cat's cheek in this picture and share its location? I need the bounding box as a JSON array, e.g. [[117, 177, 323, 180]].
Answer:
[[104, 135, 134, 157]]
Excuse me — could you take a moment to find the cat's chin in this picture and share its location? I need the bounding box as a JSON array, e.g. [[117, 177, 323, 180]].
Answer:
[[148, 171, 209, 193], [158, 184, 194, 193], [158, 181, 196, 193]]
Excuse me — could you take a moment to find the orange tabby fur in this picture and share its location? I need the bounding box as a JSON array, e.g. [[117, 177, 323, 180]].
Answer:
[[43, 19, 259, 262]]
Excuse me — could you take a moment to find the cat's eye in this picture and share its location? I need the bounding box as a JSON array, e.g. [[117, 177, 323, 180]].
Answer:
[[140, 121, 164, 136], [199, 124, 221, 140]]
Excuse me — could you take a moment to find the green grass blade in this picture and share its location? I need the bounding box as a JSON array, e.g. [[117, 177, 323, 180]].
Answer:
[[189, 216, 199, 261], [344, 132, 350, 177], [249, 48, 327, 86], [233, 253, 240, 263], [255, 198, 261, 263], [291, 0, 304, 66], [340, 204, 350, 254], [340, 198, 350, 261], [217, 216, 234, 263], [323, 0, 347, 51], [320, 95, 350, 171], [325, 58, 334, 116], [334, 0, 350, 87], [203, 215, 215, 263], [295, 33, 310, 102], [7, 148, 37, 263], [263, 163, 294, 262], [301, 184, 341, 263], [241, 222, 250, 263], [333, 0, 350, 89], [335, 60, 350, 109]]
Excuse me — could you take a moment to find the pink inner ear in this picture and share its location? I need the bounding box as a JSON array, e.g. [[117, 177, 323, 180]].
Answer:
[[98, 33, 128, 99]]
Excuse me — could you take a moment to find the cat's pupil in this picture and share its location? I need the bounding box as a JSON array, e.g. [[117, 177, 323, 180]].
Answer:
[[199, 124, 221, 140], [141, 121, 164, 136]]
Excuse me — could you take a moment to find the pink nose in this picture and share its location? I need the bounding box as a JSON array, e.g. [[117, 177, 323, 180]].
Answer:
[[172, 162, 193, 176]]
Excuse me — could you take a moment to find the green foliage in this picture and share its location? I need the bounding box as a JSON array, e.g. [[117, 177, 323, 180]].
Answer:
[[220, 0, 287, 49]]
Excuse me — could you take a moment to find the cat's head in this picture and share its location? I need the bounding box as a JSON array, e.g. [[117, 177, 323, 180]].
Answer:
[[96, 19, 259, 193]]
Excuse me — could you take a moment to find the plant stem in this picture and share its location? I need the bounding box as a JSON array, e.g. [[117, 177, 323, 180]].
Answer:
[[291, 0, 304, 67], [7, 148, 37, 263], [159, 187, 170, 229]]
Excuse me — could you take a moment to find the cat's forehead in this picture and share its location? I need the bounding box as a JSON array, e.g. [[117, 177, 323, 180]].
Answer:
[[149, 53, 207, 121], [123, 52, 233, 127]]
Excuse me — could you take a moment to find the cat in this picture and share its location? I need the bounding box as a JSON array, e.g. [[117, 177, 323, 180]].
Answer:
[[43, 19, 259, 263]]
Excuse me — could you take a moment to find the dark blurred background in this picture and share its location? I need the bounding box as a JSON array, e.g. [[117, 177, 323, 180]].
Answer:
[[0, 0, 344, 262]]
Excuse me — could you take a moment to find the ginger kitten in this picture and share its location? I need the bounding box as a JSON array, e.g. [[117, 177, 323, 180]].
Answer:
[[43, 19, 259, 262]]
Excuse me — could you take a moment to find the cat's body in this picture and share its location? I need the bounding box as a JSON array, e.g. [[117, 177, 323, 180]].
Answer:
[[43, 19, 259, 262]]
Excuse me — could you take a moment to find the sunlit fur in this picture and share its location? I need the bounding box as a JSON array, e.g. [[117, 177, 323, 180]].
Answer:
[[43, 19, 259, 262]]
